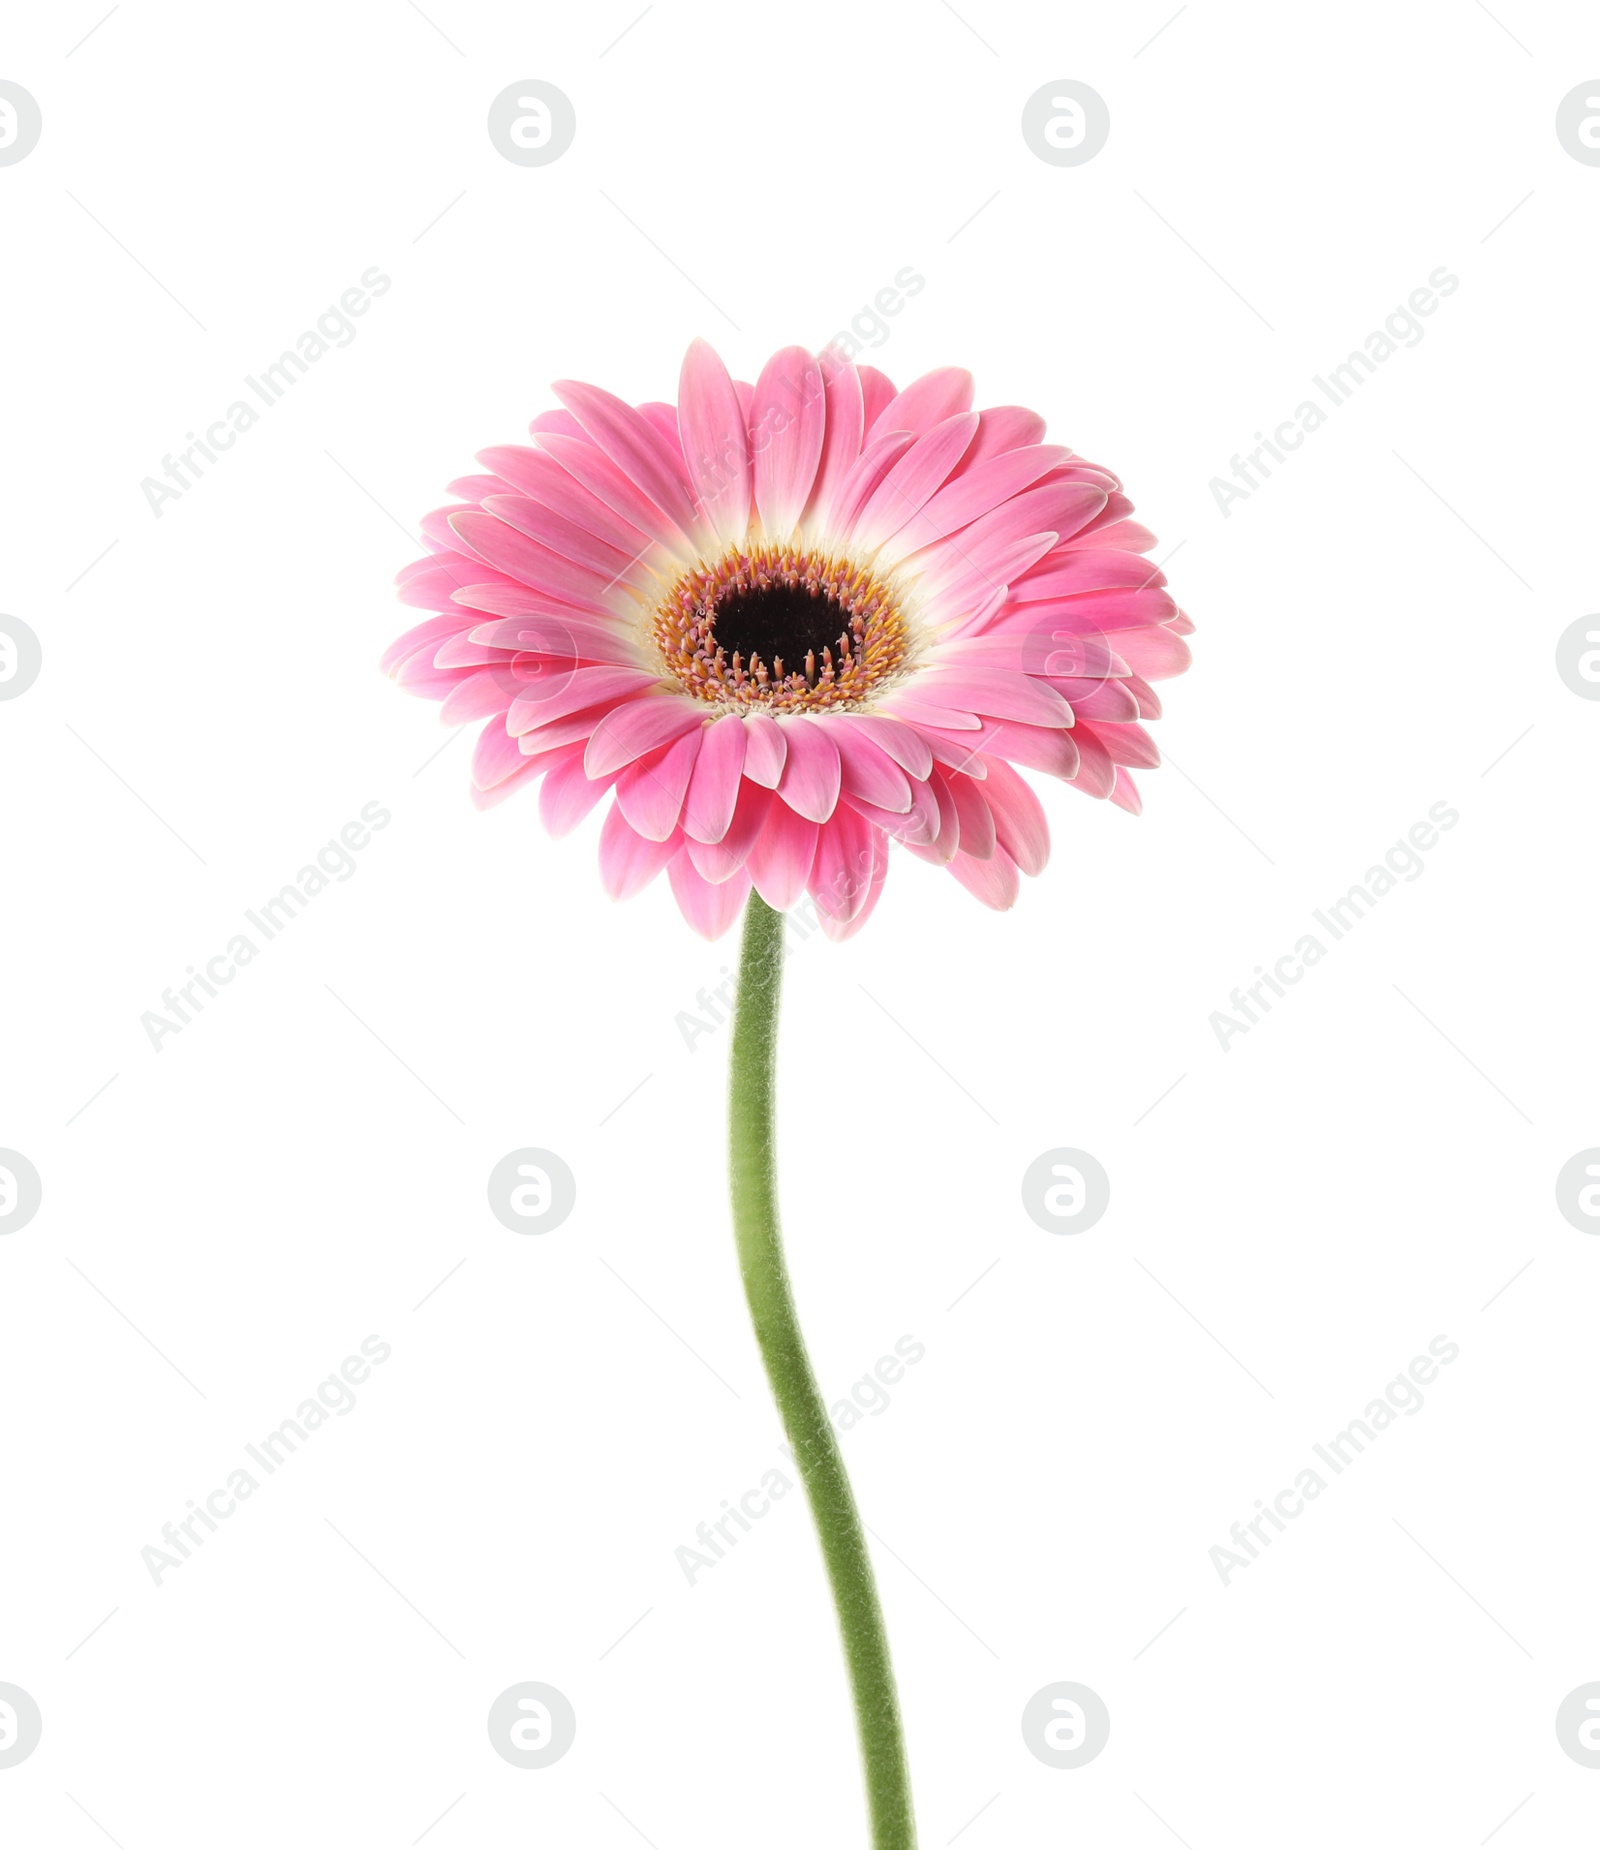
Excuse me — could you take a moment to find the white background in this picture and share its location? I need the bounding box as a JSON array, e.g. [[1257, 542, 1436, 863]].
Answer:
[[3, 1, 1598, 1844]]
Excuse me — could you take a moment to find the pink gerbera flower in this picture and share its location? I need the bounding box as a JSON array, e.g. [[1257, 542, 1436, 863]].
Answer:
[[383, 341, 1193, 939]]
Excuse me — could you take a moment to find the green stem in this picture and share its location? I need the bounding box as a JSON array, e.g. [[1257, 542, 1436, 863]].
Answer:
[[727, 890, 916, 1849]]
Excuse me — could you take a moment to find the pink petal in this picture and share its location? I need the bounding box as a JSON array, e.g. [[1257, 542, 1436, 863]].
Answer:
[[477, 445, 657, 557], [804, 357, 865, 531], [455, 579, 619, 625], [1056, 452, 1122, 490], [396, 557, 491, 609], [750, 347, 827, 538], [943, 480, 1107, 562], [394, 643, 473, 692], [434, 631, 520, 670], [921, 720, 1079, 780], [511, 702, 628, 756], [481, 493, 647, 583], [1066, 492, 1135, 538], [682, 712, 749, 844], [536, 431, 695, 557], [841, 779, 940, 848], [615, 725, 704, 840], [553, 379, 704, 542], [947, 774, 996, 859], [954, 406, 1049, 468], [530, 407, 585, 439], [540, 749, 614, 836], [450, 472, 511, 502], [1010, 586, 1177, 629], [447, 510, 617, 611], [668, 850, 751, 939], [468, 611, 643, 668], [1108, 626, 1192, 681], [920, 770, 962, 862], [825, 429, 917, 535], [741, 713, 788, 787], [867, 366, 975, 441], [856, 365, 898, 430], [775, 718, 842, 823], [979, 757, 1050, 874], [915, 667, 1072, 729], [382, 613, 474, 676], [637, 401, 681, 446], [439, 669, 516, 723], [1010, 551, 1168, 600], [880, 692, 984, 732], [809, 809, 879, 929], [418, 524, 470, 560], [914, 530, 1063, 615], [598, 803, 679, 899], [1061, 679, 1141, 722], [1086, 720, 1160, 769], [471, 718, 525, 790], [1061, 516, 1157, 554], [747, 801, 818, 910], [418, 506, 484, 557], [968, 626, 1119, 682], [1068, 725, 1116, 798], [817, 829, 889, 942], [584, 697, 705, 777], [468, 756, 546, 811], [851, 412, 980, 550], [845, 713, 934, 780], [677, 339, 751, 545], [1125, 673, 1163, 720], [880, 443, 1070, 559], [508, 665, 664, 736], [812, 718, 912, 812], [948, 846, 1021, 910], [1110, 767, 1143, 814], [685, 779, 771, 882]]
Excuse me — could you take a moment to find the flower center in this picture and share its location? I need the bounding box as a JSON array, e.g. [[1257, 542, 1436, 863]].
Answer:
[[652, 543, 910, 711]]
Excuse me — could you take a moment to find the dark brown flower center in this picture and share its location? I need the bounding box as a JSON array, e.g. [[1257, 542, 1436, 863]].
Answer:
[[653, 544, 910, 711], [711, 579, 855, 683]]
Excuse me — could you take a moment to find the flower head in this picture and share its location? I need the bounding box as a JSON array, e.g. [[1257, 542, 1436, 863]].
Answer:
[[383, 342, 1192, 939]]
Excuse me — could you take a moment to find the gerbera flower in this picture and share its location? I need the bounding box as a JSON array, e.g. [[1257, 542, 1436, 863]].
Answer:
[[380, 342, 1197, 1845], [383, 341, 1192, 939]]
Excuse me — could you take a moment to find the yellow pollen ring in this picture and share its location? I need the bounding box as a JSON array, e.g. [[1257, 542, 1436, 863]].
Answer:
[[650, 542, 912, 713]]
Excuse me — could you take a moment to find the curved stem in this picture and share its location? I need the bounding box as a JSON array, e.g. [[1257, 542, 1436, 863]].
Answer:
[[727, 890, 916, 1849]]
